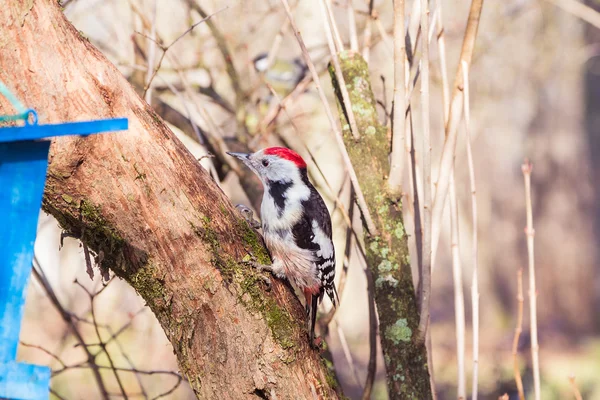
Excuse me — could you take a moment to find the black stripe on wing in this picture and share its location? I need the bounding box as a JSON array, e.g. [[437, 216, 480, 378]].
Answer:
[[291, 169, 337, 305]]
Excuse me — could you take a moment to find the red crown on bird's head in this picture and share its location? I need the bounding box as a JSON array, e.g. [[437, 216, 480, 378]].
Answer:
[[264, 147, 307, 168]]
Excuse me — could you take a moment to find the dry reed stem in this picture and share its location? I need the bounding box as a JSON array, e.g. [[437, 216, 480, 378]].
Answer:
[[512, 269, 525, 400], [437, 9, 450, 121], [416, 0, 432, 346], [279, 0, 379, 235], [523, 159, 541, 400], [361, 238, 378, 400], [462, 60, 479, 400], [318, 0, 360, 140], [388, 0, 406, 195], [449, 175, 466, 399], [568, 375, 583, 400], [266, 15, 292, 69], [362, 0, 375, 63], [347, 0, 359, 52], [325, 0, 345, 51], [407, 0, 422, 63], [144, 0, 158, 103], [547, 0, 600, 29], [430, 0, 484, 268], [335, 320, 363, 390]]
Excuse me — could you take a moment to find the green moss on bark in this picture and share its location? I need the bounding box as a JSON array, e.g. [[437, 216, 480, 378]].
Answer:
[[189, 214, 296, 351], [329, 52, 432, 399]]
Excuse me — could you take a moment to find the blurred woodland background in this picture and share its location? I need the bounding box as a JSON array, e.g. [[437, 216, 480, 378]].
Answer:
[[14, 0, 600, 398]]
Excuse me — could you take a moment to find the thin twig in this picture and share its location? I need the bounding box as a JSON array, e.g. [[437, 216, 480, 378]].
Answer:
[[347, 0, 359, 52], [436, 9, 450, 121], [568, 376, 583, 400], [430, 0, 484, 267], [416, 0, 432, 345], [184, 0, 244, 111], [50, 388, 68, 400], [75, 280, 129, 400], [523, 159, 541, 400], [319, 0, 360, 140], [373, 12, 393, 58], [362, 0, 375, 63], [546, 0, 600, 29], [266, 16, 292, 70], [108, 323, 149, 400], [20, 342, 68, 369], [387, 0, 406, 195], [31, 259, 109, 400], [144, 0, 158, 103], [361, 240, 378, 400], [512, 269, 525, 400], [335, 320, 363, 390], [449, 176, 466, 399], [324, 0, 345, 52], [137, 6, 228, 99], [462, 59, 480, 400], [279, 0, 378, 235]]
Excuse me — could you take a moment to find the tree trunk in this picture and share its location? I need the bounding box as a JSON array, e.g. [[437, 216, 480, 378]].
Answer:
[[0, 1, 338, 398], [329, 53, 432, 399]]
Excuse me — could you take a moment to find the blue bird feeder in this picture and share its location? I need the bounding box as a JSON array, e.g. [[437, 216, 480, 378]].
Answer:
[[0, 82, 128, 399]]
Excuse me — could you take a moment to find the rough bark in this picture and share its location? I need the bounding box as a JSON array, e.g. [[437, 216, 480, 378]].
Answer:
[[0, 1, 338, 398], [329, 53, 432, 399]]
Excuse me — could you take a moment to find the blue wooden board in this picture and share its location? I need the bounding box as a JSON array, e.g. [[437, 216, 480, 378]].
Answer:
[[0, 141, 51, 399], [0, 362, 51, 400], [0, 115, 128, 399], [0, 118, 128, 143], [0, 141, 51, 363]]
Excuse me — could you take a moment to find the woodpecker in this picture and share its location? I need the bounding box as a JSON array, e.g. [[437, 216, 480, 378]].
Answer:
[[227, 147, 337, 345]]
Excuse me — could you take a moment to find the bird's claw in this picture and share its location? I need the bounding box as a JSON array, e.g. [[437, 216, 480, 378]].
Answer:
[[235, 204, 261, 229], [241, 255, 272, 290], [312, 337, 324, 350]]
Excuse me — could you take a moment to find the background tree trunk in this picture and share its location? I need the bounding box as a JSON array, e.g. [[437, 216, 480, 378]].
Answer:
[[329, 53, 432, 399], [0, 1, 338, 398]]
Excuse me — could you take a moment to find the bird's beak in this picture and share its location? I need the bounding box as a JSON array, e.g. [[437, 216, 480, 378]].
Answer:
[[226, 152, 251, 162]]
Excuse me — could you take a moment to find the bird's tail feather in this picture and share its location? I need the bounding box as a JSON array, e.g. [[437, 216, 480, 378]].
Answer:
[[325, 284, 339, 308]]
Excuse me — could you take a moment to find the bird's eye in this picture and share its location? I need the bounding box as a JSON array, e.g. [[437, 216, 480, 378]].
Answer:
[[262, 160, 269, 167]]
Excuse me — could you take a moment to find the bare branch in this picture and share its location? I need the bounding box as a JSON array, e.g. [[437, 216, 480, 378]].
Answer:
[[387, 0, 406, 195], [430, 0, 484, 267], [144, 0, 157, 103], [523, 159, 541, 400], [318, 0, 361, 140], [568, 376, 583, 400], [462, 59, 480, 400], [347, 0, 359, 52], [512, 269, 525, 400], [32, 259, 110, 399], [362, 0, 375, 62], [416, 0, 432, 346], [137, 6, 228, 99], [361, 245, 378, 400], [546, 0, 600, 29], [449, 177, 466, 398], [324, 0, 345, 52]]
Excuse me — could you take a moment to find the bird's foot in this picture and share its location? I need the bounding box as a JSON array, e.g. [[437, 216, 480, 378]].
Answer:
[[312, 336, 324, 350], [241, 255, 272, 290], [235, 204, 261, 229]]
